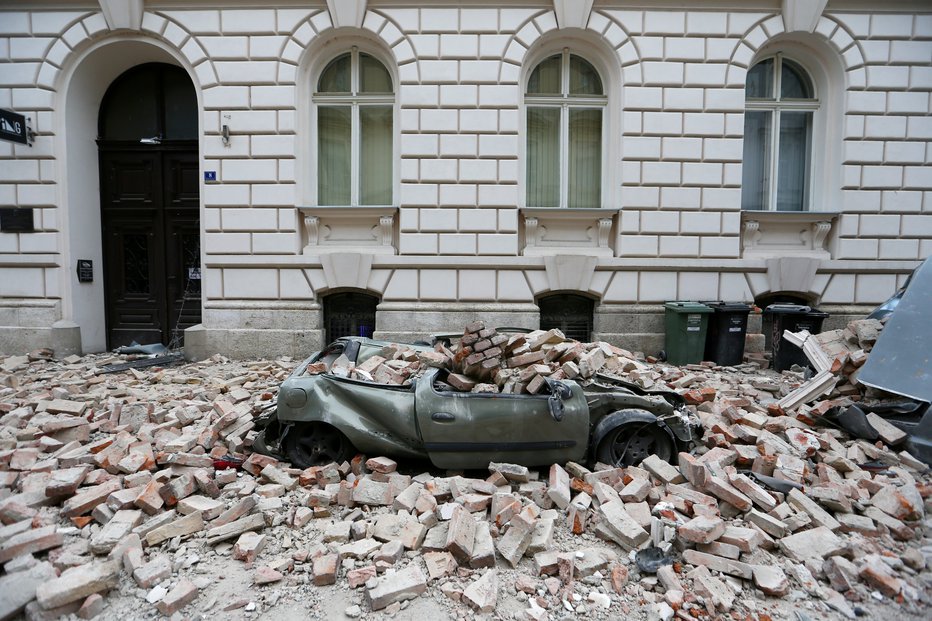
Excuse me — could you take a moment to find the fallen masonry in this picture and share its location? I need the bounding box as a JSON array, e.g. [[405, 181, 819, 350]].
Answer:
[[0, 319, 929, 620]]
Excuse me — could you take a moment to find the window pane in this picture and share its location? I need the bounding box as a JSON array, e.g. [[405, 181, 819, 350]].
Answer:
[[318, 106, 351, 205], [746, 58, 774, 100], [100, 66, 159, 140], [360, 53, 392, 93], [776, 111, 812, 211], [527, 55, 561, 95], [526, 107, 560, 207], [318, 53, 351, 93], [360, 106, 393, 205], [568, 108, 602, 208], [569, 55, 603, 96], [741, 110, 772, 210], [162, 66, 197, 140], [780, 59, 814, 100]]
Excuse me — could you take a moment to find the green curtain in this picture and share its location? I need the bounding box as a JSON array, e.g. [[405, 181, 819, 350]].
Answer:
[[360, 106, 393, 205], [568, 108, 601, 208], [526, 107, 560, 207], [318, 106, 351, 205]]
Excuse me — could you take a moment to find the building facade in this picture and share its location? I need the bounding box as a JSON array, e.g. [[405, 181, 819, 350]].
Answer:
[[0, 0, 929, 359]]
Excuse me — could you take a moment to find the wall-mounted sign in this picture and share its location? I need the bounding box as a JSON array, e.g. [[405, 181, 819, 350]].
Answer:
[[77, 259, 94, 283], [0, 108, 28, 145], [0, 207, 34, 232], [204, 170, 217, 182]]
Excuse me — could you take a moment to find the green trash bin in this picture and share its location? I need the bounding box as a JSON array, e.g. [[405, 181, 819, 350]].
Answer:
[[663, 301, 713, 365]]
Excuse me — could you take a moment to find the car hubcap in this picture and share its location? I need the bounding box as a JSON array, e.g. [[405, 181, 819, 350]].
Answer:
[[609, 424, 670, 467]]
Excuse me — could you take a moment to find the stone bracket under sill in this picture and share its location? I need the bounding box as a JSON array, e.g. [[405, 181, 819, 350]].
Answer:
[[520, 208, 617, 257], [741, 210, 838, 260], [298, 206, 397, 255]]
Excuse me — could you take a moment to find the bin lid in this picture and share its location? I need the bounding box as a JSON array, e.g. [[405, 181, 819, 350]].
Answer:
[[664, 301, 713, 313], [700, 301, 751, 311], [763, 303, 811, 314]]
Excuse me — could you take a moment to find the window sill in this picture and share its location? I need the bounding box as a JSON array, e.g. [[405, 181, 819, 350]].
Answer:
[[740, 210, 837, 259], [519, 207, 616, 257], [298, 206, 397, 255]]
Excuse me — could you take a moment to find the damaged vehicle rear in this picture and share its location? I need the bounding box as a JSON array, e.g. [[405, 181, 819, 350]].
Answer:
[[255, 337, 700, 470]]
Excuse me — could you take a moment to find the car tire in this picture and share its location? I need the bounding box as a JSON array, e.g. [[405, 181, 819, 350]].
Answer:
[[284, 423, 354, 468], [596, 421, 673, 467]]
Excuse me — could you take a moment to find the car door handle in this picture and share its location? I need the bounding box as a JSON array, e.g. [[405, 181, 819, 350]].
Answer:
[[431, 412, 455, 422]]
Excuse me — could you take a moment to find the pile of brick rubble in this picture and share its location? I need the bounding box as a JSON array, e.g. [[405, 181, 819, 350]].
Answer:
[[0, 320, 928, 621]]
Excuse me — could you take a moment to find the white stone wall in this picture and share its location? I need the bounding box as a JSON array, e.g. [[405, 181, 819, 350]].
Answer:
[[0, 2, 929, 356]]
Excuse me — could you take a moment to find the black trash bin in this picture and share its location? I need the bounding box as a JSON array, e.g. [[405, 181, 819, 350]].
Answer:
[[764, 304, 829, 371], [702, 302, 752, 367]]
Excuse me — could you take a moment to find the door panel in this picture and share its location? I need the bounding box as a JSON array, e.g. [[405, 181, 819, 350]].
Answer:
[[99, 147, 200, 349], [414, 371, 590, 468]]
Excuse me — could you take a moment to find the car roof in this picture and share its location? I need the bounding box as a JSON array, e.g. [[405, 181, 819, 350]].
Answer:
[[335, 336, 434, 352]]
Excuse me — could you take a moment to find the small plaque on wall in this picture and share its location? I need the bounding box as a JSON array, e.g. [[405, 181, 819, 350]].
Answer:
[[0, 207, 35, 232]]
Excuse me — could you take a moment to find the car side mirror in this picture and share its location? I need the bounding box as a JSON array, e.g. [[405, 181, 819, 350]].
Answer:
[[545, 378, 571, 422]]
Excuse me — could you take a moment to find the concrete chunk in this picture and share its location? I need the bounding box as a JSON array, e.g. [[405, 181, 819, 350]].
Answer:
[[366, 566, 427, 611], [778, 526, 843, 562], [463, 569, 498, 613]]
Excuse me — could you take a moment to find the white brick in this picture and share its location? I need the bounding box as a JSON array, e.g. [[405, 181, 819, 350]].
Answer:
[[251, 36, 287, 59], [643, 112, 683, 135], [625, 136, 662, 159], [251, 86, 294, 109], [861, 165, 903, 189], [625, 87, 663, 110], [420, 108, 459, 132], [478, 85, 518, 108], [420, 158, 457, 182], [253, 183, 295, 207], [441, 34, 479, 58], [401, 85, 438, 107], [400, 182, 438, 205], [398, 234, 437, 254], [459, 159, 497, 182], [420, 208, 458, 231], [420, 270, 457, 300], [439, 85, 477, 107], [477, 183, 517, 206], [684, 112, 724, 135], [215, 61, 279, 84], [421, 8, 459, 32], [847, 91, 886, 114], [420, 60, 459, 82], [204, 183, 250, 206], [618, 234, 659, 257], [457, 207, 495, 231], [869, 14, 914, 38], [684, 63, 726, 86], [478, 134, 517, 158], [642, 161, 681, 184], [16, 184, 55, 206], [460, 109, 498, 132], [498, 208, 518, 231], [622, 161, 641, 184], [439, 233, 476, 254], [659, 235, 699, 256], [252, 233, 295, 254], [699, 236, 740, 258], [665, 37, 706, 60], [479, 34, 509, 58], [837, 238, 879, 260], [221, 9, 275, 33], [222, 208, 278, 231], [878, 238, 918, 260], [460, 60, 501, 83], [681, 211, 721, 234], [682, 162, 723, 185], [205, 232, 251, 254], [686, 12, 727, 34], [705, 89, 744, 111], [644, 11, 685, 34], [902, 214, 932, 235], [640, 211, 679, 233], [222, 159, 277, 182], [855, 273, 898, 304], [663, 137, 703, 160], [199, 36, 248, 59], [401, 134, 438, 157], [907, 116, 932, 140], [459, 270, 496, 300], [867, 66, 910, 90], [19, 232, 56, 253], [885, 141, 925, 164], [0, 267, 44, 296], [478, 233, 517, 255], [845, 140, 883, 164], [622, 186, 660, 208], [703, 138, 742, 161], [887, 92, 929, 115], [439, 183, 478, 206], [661, 186, 701, 208], [904, 166, 932, 189], [663, 87, 704, 110], [881, 190, 922, 212], [251, 135, 295, 157], [642, 61, 683, 85]]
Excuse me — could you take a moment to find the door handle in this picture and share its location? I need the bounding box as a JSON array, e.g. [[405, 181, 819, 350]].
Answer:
[[431, 412, 455, 422]]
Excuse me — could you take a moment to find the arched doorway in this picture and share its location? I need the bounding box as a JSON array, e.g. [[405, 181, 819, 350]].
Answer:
[[538, 293, 594, 343], [97, 63, 200, 349], [323, 292, 378, 343]]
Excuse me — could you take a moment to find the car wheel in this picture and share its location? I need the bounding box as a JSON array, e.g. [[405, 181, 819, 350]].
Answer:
[[284, 423, 353, 468], [596, 421, 673, 467]]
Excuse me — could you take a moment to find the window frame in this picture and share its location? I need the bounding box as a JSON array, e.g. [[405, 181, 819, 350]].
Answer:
[[524, 48, 608, 209], [743, 53, 821, 212], [311, 46, 396, 208]]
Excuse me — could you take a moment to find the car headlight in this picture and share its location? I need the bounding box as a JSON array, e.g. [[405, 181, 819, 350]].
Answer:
[[283, 387, 307, 408]]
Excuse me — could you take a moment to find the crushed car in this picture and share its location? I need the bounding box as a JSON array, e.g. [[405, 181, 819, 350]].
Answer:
[[254, 336, 701, 470]]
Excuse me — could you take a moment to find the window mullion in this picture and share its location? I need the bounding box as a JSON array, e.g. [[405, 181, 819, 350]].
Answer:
[[769, 109, 780, 211], [561, 104, 569, 208]]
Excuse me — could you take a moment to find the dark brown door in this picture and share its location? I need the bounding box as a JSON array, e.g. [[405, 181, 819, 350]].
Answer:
[[99, 146, 201, 349], [97, 63, 200, 350]]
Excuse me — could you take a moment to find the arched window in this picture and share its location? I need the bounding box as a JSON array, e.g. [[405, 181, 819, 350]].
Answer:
[[525, 50, 606, 209], [741, 54, 818, 212], [538, 294, 594, 342], [314, 48, 393, 207], [324, 291, 378, 342]]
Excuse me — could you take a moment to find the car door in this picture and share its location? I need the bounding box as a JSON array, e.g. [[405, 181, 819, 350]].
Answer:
[[414, 369, 589, 469]]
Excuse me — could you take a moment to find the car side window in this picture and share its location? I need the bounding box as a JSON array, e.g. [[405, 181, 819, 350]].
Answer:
[[313, 343, 346, 371]]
